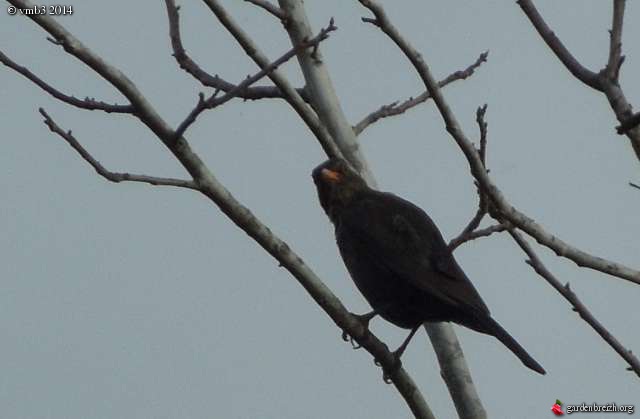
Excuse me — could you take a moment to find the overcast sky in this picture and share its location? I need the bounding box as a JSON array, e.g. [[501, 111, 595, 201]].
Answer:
[[1, 1, 639, 418]]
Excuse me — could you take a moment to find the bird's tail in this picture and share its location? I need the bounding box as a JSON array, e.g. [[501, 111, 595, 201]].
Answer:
[[480, 317, 546, 375]]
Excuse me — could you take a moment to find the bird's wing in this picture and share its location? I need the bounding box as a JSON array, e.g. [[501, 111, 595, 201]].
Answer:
[[337, 192, 489, 315]]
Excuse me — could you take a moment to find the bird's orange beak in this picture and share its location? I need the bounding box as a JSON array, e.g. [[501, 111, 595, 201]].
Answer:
[[321, 168, 342, 183]]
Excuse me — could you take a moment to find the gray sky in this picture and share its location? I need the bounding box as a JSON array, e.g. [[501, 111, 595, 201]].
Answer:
[[1, 1, 639, 418]]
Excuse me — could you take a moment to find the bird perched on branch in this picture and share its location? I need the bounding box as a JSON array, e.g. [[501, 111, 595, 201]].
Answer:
[[312, 157, 545, 375]]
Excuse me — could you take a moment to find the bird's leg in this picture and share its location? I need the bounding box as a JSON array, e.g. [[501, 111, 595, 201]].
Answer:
[[393, 325, 421, 361], [377, 325, 421, 383], [342, 310, 378, 349]]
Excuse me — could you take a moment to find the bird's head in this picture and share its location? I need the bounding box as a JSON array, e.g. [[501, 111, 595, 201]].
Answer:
[[312, 158, 368, 223]]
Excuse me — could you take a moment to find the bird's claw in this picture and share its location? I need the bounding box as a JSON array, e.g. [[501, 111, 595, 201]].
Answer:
[[341, 310, 376, 350], [374, 355, 401, 384], [383, 371, 393, 384], [341, 330, 362, 349]]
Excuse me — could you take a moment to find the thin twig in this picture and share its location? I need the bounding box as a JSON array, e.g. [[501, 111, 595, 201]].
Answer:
[[475, 104, 490, 217], [476, 104, 488, 166], [606, 0, 625, 80], [358, 0, 640, 285], [509, 229, 640, 377], [354, 52, 487, 135], [629, 182, 640, 191], [0, 50, 133, 113], [448, 210, 491, 260], [448, 105, 492, 251], [449, 223, 507, 251], [244, 0, 285, 20], [165, 0, 307, 101], [448, 209, 485, 250], [174, 19, 336, 140], [39, 108, 198, 190]]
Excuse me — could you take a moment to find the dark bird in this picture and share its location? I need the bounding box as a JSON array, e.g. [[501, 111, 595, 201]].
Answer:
[[312, 158, 545, 375]]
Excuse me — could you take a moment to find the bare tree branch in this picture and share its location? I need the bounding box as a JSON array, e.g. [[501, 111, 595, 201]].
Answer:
[[201, 0, 342, 159], [516, 0, 601, 90], [357, 0, 640, 286], [6, 0, 179, 148], [517, 0, 640, 163], [39, 108, 198, 190], [423, 325, 486, 419], [629, 182, 640, 191], [354, 52, 487, 135], [244, 0, 285, 20], [508, 229, 640, 377], [174, 20, 336, 140], [165, 0, 308, 101], [277, 0, 376, 182], [606, 0, 625, 80], [0, 50, 133, 113]]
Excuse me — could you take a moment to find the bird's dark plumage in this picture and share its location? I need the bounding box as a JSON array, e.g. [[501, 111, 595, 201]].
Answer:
[[312, 158, 545, 375]]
